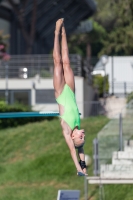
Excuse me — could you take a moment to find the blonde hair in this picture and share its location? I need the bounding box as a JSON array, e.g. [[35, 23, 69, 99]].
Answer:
[[73, 138, 85, 149]]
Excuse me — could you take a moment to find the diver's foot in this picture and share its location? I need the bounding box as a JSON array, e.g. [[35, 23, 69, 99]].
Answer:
[[55, 18, 64, 34], [62, 24, 66, 35]]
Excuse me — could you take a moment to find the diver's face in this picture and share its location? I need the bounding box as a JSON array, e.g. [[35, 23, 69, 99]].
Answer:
[[72, 129, 85, 145]]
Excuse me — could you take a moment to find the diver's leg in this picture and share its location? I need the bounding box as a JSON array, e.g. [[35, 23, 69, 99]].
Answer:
[[61, 23, 75, 92], [53, 18, 65, 98]]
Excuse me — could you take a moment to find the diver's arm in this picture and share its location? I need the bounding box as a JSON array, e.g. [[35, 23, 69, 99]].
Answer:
[[61, 120, 84, 174], [63, 129, 83, 172], [78, 147, 87, 174]]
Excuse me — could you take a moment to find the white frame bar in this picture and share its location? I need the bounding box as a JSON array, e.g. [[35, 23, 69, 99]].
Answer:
[[87, 176, 133, 184]]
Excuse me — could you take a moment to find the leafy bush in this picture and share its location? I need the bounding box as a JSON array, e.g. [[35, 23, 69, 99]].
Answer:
[[0, 101, 54, 129], [127, 92, 133, 103], [93, 74, 109, 97], [0, 101, 31, 112]]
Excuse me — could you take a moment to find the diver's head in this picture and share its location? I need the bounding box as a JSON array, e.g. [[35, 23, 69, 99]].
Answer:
[[71, 128, 85, 149]]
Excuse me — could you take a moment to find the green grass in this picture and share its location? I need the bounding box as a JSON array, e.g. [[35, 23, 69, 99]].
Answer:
[[0, 116, 108, 200], [1, 116, 132, 200]]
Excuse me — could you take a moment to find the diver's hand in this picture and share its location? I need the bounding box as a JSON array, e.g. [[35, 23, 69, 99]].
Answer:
[[83, 168, 88, 176], [77, 169, 88, 176]]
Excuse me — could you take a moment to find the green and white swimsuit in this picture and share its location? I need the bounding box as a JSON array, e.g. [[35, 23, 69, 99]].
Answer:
[[56, 84, 80, 130]]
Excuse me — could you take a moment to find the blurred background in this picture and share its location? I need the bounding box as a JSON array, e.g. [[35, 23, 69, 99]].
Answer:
[[0, 0, 133, 117], [0, 1, 133, 200]]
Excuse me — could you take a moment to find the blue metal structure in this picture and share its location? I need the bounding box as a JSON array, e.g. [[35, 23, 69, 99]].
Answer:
[[0, 111, 59, 118], [0, 111, 81, 118]]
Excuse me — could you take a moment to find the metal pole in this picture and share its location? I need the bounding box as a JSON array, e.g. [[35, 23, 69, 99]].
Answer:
[[5, 63, 9, 104], [124, 82, 126, 96], [85, 138, 99, 200], [103, 64, 106, 105], [119, 113, 123, 151], [111, 56, 114, 95], [93, 138, 99, 176], [84, 176, 88, 200]]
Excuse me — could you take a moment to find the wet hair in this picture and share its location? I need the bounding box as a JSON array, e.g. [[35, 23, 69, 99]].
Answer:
[[73, 139, 85, 149], [75, 143, 85, 149]]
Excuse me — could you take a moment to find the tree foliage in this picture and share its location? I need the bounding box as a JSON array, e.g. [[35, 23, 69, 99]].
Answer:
[[69, 0, 133, 57], [98, 0, 133, 56], [93, 74, 109, 96], [127, 92, 133, 103], [93, 0, 116, 31], [68, 20, 107, 57], [0, 30, 10, 47], [0, 30, 10, 60]]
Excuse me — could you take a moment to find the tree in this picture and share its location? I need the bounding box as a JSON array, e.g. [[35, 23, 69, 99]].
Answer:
[[68, 20, 107, 57], [68, 0, 115, 57], [0, 30, 10, 60], [92, 0, 116, 31], [69, 0, 133, 57], [7, 0, 37, 54], [92, 0, 133, 56]]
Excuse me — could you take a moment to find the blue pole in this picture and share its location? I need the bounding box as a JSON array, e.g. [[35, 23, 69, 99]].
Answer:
[[0, 111, 59, 118]]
